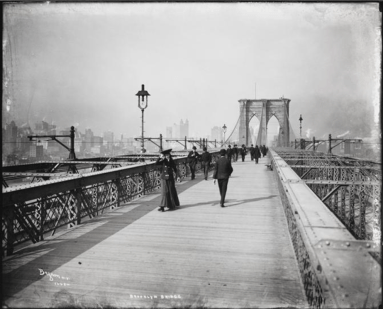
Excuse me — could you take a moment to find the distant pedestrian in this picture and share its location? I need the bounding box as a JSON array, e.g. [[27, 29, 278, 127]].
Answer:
[[155, 149, 180, 212], [200, 147, 212, 180], [263, 145, 268, 157], [233, 144, 238, 162], [240, 144, 247, 162], [254, 145, 261, 164], [250, 144, 255, 161], [213, 149, 233, 207], [226, 145, 233, 163], [188, 146, 200, 180], [261, 145, 268, 157]]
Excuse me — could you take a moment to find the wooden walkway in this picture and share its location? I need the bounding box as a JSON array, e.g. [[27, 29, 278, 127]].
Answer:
[[3, 156, 307, 308]]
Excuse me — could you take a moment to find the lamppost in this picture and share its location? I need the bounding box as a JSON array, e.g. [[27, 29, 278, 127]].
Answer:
[[222, 124, 227, 146], [299, 114, 303, 138], [136, 84, 150, 153]]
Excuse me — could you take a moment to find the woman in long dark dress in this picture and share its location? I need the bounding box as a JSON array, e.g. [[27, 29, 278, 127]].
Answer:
[[155, 149, 180, 212]]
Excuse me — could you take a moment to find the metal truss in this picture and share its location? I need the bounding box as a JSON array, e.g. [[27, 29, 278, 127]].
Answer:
[[270, 149, 381, 309], [276, 150, 381, 243]]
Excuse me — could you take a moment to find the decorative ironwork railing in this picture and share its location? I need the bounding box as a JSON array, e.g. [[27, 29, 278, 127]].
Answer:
[[275, 149, 381, 243], [269, 149, 381, 309], [2, 153, 220, 256]]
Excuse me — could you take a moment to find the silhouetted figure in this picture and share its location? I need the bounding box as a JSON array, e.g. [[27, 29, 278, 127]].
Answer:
[[200, 147, 212, 180], [250, 144, 255, 161], [156, 149, 180, 212], [254, 145, 261, 164], [213, 149, 233, 207], [226, 145, 233, 163], [233, 144, 238, 162], [188, 146, 200, 180], [240, 144, 247, 162]]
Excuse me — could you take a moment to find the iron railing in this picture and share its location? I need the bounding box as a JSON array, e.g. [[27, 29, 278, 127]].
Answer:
[[275, 149, 381, 243], [270, 149, 381, 309], [2, 152, 221, 256]]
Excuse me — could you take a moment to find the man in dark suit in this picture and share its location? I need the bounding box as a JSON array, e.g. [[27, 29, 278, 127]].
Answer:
[[213, 149, 233, 207], [200, 147, 212, 180], [254, 145, 261, 164], [240, 144, 247, 162], [232, 144, 238, 162], [226, 145, 233, 162], [188, 146, 200, 180], [250, 144, 255, 161]]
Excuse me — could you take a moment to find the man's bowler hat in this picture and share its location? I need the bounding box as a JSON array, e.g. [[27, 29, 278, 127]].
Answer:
[[220, 149, 227, 156]]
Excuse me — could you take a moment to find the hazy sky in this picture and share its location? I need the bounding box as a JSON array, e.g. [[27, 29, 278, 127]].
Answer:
[[3, 3, 381, 140]]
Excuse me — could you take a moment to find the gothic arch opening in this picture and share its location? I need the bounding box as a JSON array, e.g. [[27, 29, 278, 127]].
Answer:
[[267, 115, 280, 147], [248, 114, 260, 146]]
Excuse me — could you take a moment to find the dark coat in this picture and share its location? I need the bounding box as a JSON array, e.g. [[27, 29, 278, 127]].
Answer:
[[188, 150, 200, 166], [200, 152, 212, 165], [240, 147, 247, 156], [254, 146, 261, 159], [156, 157, 180, 209], [250, 146, 255, 155], [213, 156, 233, 179], [233, 147, 238, 154], [226, 148, 233, 157]]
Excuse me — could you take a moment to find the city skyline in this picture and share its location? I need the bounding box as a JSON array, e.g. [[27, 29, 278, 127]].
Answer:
[[3, 3, 380, 144]]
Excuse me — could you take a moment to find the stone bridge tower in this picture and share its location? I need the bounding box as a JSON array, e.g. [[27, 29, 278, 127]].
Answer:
[[238, 98, 290, 147]]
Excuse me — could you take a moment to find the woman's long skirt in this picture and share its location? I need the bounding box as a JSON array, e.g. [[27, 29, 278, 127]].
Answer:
[[159, 179, 180, 210]]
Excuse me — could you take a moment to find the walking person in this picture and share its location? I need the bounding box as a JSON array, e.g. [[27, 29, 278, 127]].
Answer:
[[188, 146, 200, 180], [213, 149, 233, 207], [240, 144, 247, 162], [261, 145, 266, 157], [233, 144, 238, 162], [226, 145, 233, 163], [250, 144, 255, 161], [201, 147, 212, 180], [155, 149, 180, 212], [254, 145, 261, 164], [264, 145, 269, 157]]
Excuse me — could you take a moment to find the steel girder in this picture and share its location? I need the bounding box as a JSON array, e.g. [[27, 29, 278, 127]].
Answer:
[[275, 149, 381, 243], [269, 149, 381, 309]]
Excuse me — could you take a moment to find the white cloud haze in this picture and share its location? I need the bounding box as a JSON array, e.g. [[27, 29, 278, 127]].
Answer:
[[3, 3, 380, 140]]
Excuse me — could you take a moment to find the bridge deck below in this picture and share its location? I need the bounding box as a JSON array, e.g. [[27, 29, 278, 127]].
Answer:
[[3, 157, 307, 308]]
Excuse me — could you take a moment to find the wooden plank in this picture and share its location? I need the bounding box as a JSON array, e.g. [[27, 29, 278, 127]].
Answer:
[[3, 157, 307, 308]]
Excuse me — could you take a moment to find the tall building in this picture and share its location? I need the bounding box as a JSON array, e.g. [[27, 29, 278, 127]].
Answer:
[[4, 121, 18, 156], [103, 131, 114, 151], [173, 119, 189, 138], [211, 126, 222, 142], [180, 119, 189, 138], [84, 129, 94, 152]]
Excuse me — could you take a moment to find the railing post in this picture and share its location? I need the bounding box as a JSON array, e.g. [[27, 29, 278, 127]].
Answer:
[[215, 139, 217, 148], [40, 197, 46, 241], [69, 126, 76, 160], [75, 189, 82, 226], [5, 205, 14, 256], [184, 136, 187, 150], [328, 134, 332, 154], [313, 136, 316, 152], [159, 134, 163, 152]]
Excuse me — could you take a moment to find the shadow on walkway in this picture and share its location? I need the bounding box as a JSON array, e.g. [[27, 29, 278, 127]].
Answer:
[[2, 174, 207, 299], [178, 195, 278, 210]]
